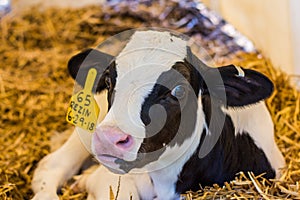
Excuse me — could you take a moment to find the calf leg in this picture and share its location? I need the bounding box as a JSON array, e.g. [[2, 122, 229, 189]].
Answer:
[[84, 165, 139, 200], [31, 129, 90, 200], [82, 165, 156, 200]]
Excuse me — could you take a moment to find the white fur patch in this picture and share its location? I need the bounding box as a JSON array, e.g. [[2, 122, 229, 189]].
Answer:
[[222, 102, 285, 176], [117, 31, 187, 75]]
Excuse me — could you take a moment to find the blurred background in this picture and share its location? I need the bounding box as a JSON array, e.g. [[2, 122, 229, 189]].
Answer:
[[9, 0, 300, 80]]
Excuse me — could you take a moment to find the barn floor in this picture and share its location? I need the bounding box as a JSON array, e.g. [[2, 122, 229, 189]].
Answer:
[[0, 1, 299, 199]]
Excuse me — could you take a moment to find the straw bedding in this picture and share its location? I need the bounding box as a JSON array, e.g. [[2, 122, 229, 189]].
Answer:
[[0, 3, 299, 200]]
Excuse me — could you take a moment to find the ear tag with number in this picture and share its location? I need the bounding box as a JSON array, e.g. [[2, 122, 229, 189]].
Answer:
[[66, 68, 99, 132]]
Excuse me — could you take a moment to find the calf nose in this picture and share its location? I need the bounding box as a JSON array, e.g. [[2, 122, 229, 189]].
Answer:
[[95, 126, 134, 150]]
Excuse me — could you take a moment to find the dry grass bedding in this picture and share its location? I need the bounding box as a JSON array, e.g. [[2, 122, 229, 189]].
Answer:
[[0, 2, 299, 199]]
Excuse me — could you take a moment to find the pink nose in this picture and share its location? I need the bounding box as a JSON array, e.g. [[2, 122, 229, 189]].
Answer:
[[94, 126, 134, 155]]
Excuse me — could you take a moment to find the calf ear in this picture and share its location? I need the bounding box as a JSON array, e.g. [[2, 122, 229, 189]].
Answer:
[[204, 65, 274, 107], [67, 48, 114, 93]]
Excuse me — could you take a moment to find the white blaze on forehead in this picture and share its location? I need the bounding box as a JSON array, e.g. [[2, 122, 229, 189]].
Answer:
[[101, 31, 188, 140], [117, 31, 187, 74]]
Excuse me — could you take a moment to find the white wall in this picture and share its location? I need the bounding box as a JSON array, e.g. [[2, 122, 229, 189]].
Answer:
[[11, 0, 300, 77], [203, 0, 300, 76], [290, 0, 300, 76], [12, 0, 104, 10]]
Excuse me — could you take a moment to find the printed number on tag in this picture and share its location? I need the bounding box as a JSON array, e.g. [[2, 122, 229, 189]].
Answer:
[[66, 68, 99, 132]]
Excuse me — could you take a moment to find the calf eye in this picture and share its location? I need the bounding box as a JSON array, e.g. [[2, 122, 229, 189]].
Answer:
[[105, 76, 112, 90], [171, 85, 186, 99]]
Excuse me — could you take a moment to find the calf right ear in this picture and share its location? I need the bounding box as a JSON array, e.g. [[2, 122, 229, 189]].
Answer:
[[203, 65, 274, 107], [67, 48, 114, 93]]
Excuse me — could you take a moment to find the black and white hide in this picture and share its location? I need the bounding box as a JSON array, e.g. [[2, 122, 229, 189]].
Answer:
[[32, 30, 285, 200]]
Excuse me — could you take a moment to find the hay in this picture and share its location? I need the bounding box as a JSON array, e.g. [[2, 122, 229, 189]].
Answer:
[[0, 3, 299, 200]]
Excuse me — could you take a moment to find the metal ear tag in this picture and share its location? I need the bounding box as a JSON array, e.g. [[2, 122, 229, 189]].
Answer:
[[234, 65, 245, 77]]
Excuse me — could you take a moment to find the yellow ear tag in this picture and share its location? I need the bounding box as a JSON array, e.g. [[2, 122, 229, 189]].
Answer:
[[66, 68, 99, 132]]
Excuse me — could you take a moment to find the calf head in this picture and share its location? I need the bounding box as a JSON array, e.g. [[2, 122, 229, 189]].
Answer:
[[68, 30, 274, 174]]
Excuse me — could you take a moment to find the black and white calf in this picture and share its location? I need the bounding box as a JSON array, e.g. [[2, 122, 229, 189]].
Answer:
[[32, 30, 285, 200]]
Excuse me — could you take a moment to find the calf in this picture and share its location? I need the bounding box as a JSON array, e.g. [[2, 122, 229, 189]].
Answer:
[[32, 30, 285, 200]]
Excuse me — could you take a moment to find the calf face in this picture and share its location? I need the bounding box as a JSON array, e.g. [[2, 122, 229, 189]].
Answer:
[[68, 30, 274, 174]]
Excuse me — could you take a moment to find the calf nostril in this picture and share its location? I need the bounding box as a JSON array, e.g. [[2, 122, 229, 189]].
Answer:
[[115, 135, 133, 149], [117, 136, 129, 145]]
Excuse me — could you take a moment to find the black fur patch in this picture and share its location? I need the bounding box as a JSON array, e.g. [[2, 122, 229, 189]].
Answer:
[[175, 112, 275, 194]]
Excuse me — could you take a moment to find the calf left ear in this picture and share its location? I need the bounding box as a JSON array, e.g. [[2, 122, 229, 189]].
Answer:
[[204, 65, 274, 107], [68, 48, 114, 93]]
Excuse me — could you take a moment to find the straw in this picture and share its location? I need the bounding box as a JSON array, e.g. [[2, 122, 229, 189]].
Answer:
[[0, 4, 299, 200]]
